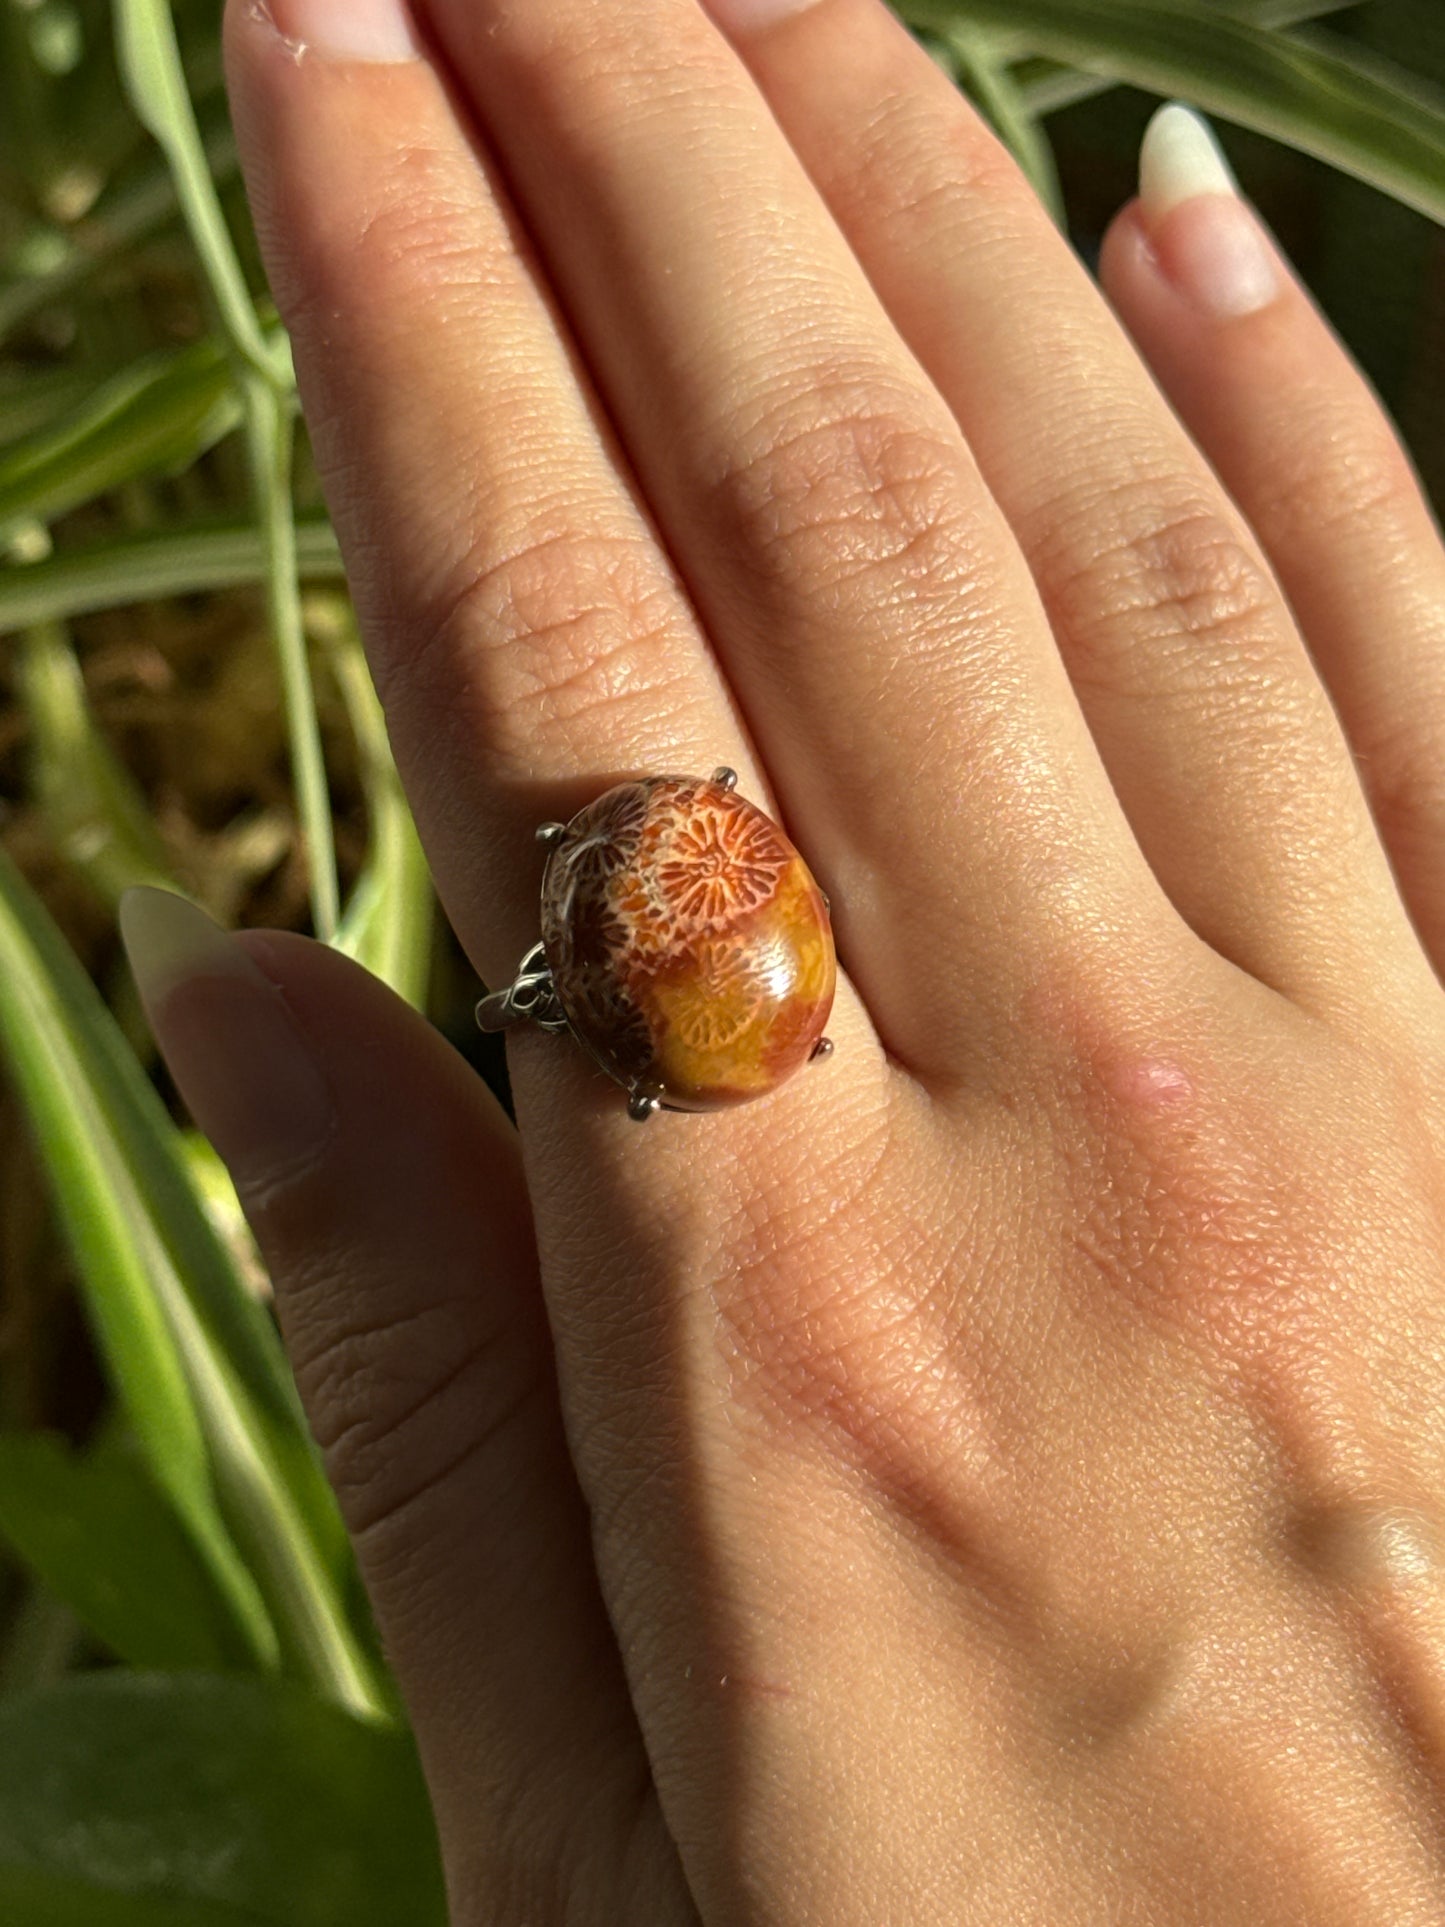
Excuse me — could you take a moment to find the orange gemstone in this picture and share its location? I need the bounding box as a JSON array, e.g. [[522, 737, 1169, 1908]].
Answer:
[[540, 776, 835, 1110]]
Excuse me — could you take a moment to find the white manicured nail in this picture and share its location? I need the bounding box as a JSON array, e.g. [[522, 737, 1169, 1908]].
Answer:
[[1140, 103, 1239, 215], [263, 0, 420, 63], [699, 0, 822, 38], [1139, 104, 1280, 319]]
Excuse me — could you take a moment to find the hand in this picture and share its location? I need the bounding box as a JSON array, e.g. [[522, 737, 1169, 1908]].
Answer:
[[122, 0, 1445, 1917]]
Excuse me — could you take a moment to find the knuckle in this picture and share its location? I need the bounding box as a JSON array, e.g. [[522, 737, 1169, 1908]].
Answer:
[[276, 137, 490, 340], [852, 88, 1024, 241], [558, 39, 737, 144], [706, 377, 976, 602], [1255, 406, 1425, 556], [495, 3, 735, 132], [280, 1277, 545, 1547], [1038, 477, 1288, 695], [373, 525, 694, 757], [231, 1131, 342, 1250], [342, 1359, 542, 1559], [1040, 1016, 1439, 1380]]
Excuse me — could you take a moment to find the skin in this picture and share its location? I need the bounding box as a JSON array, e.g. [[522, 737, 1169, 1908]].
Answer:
[[135, 0, 1445, 1916]]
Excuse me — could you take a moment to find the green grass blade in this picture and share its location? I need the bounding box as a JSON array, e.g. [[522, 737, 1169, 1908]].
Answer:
[[242, 384, 340, 939], [0, 1431, 253, 1671], [322, 602, 434, 1008], [16, 619, 177, 906], [0, 856, 304, 1439], [0, 854, 382, 1713], [0, 333, 243, 532], [0, 368, 95, 447], [1009, 0, 1363, 114], [113, 0, 277, 386], [899, 0, 1445, 223], [0, 851, 276, 1672], [0, 512, 343, 631]]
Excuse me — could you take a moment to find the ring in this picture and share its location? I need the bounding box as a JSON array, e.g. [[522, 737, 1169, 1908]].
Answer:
[[476, 769, 836, 1120]]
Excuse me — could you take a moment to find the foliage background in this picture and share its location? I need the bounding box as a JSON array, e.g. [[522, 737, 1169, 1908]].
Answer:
[[0, 0, 1441, 1916]]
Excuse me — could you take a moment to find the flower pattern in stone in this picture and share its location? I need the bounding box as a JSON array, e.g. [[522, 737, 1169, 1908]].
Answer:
[[539, 775, 834, 1111], [656, 802, 789, 933]]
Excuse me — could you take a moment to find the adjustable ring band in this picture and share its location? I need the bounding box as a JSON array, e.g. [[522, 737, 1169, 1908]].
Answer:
[[475, 768, 836, 1120], [475, 942, 568, 1034]]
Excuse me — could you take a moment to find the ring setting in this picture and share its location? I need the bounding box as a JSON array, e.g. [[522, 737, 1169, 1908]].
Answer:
[[477, 769, 836, 1119]]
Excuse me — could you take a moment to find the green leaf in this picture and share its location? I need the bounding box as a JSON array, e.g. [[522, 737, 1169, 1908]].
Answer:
[[322, 601, 435, 1008], [0, 1673, 446, 1926], [113, 0, 277, 386], [0, 1866, 261, 1926], [0, 1432, 250, 1671], [0, 851, 383, 1715], [899, 0, 1445, 225], [17, 619, 177, 907], [0, 848, 274, 1674], [240, 380, 340, 939], [1008, 1, 1363, 115], [0, 512, 343, 632], [0, 367, 95, 447], [0, 334, 242, 533]]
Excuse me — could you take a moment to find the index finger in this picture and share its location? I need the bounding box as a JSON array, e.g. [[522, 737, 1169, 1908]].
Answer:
[[224, 0, 757, 988]]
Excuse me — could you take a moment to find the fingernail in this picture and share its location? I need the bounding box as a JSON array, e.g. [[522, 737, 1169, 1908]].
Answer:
[[698, 0, 821, 39], [258, 0, 420, 63], [1139, 103, 1280, 319], [119, 888, 333, 1182]]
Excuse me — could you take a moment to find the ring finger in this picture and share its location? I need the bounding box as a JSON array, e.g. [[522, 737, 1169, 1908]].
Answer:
[[707, 0, 1422, 1011], [410, 0, 1156, 1076]]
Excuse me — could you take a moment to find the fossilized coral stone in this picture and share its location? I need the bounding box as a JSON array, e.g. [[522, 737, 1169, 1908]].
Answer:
[[539, 776, 835, 1110]]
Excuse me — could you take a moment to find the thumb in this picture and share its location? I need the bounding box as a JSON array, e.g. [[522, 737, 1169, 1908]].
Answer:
[[119, 888, 691, 1923]]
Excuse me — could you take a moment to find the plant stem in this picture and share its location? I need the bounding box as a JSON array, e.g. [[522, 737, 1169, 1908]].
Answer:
[[114, 0, 340, 939]]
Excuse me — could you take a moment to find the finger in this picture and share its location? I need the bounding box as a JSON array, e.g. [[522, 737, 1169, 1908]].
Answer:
[[1100, 107, 1445, 980], [118, 889, 693, 1923], [701, 0, 1417, 1005], [409, 0, 1157, 1072], [221, 0, 757, 995]]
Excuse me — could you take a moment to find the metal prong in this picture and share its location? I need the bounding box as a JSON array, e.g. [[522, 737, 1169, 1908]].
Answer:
[[627, 1089, 662, 1122], [710, 767, 738, 791], [535, 821, 566, 847], [809, 1037, 834, 1064]]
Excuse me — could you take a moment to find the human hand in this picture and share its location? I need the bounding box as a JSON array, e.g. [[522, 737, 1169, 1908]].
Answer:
[[122, 0, 1445, 1917]]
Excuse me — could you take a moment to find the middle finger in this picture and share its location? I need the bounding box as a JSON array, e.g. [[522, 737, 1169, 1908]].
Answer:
[[708, 2, 1420, 1010], [420, 0, 1159, 1073]]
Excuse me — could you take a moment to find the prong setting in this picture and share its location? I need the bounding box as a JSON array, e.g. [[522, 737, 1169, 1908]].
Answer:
[[809, 1036, 834, 1063], [496, 774, 836, 1116]]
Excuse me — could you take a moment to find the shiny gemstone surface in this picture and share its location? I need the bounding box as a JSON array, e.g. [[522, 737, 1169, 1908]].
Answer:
[[539, 776, 835, 1110]]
